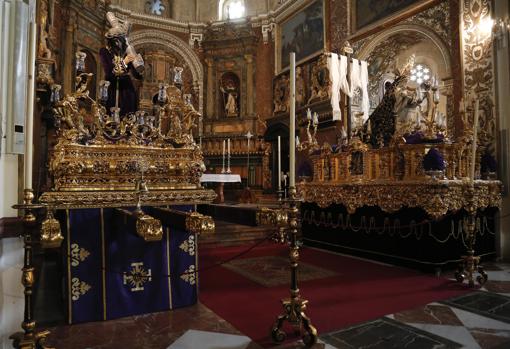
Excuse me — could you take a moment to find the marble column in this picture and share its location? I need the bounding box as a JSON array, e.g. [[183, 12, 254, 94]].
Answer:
[[494, 0, 510, 259], [205, 58, 214, 118], [245, 54, 254, 117]]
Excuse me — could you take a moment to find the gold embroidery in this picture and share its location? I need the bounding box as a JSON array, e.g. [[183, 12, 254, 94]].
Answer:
[[71, 277, 91, 301], [180, 265, 196, 285], [179, 235, 196, 256], [123, 262, 152, 292], [70, 243, 91, 267]]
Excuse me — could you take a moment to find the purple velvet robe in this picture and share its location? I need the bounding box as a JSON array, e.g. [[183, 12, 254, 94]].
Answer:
[[99, 48, 143, 116]]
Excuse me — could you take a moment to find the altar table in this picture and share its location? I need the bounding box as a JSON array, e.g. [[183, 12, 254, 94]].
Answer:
[[200, 174, 241, 203]]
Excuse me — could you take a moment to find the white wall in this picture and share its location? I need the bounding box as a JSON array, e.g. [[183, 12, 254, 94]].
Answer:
[[0, 0, 34, 346], [0, 238, 24, 349]]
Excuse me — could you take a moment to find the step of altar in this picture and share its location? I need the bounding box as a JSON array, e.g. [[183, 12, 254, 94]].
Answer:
[[199, 220, 271, 247]]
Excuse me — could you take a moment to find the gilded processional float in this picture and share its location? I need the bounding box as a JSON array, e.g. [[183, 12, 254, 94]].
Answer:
[[11, 12, 215, 349], [290, 50, 502, 287]]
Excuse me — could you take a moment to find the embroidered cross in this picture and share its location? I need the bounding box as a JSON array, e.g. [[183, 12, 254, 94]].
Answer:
[[123, 262, 152, 292]]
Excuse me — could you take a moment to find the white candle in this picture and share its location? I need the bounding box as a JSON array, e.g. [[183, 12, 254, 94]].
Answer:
[[222, 140, 226, 172], [24, 13, 37, 189], [289, 52, 296, 187], [278, 136, 281, 191], [227, 138, 230, 157], [471, 99, 480, 185]]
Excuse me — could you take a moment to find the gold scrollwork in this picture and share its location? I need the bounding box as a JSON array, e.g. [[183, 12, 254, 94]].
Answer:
[[299, 181, 502, 219], [180, 265, 196, 285], [136, 214, 163, 242], [256, 208, 288, 227], [179, 235, 196, 256], [39, 189, 217, 210], [70, 243, 91, 267], [71, 277, 91, 301], [185, 212, 215, 235]]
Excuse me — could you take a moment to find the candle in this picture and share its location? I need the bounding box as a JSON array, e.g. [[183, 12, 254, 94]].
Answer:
[[289, 52, 296, 187], [470, 99, 480, 185], [24, 16, 37, 189], [222, 139, 226, 173], [278, 136, 281, 191], [227, 138, 231, 173]]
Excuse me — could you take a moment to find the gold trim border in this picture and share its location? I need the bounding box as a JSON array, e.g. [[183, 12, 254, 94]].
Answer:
[[39, 189, 217, 210]]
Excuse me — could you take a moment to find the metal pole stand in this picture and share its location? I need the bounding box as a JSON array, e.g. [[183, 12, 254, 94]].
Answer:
[[455, 211, 488, 287], [10, 189, 53, 349], [271, 186, 318, 347]]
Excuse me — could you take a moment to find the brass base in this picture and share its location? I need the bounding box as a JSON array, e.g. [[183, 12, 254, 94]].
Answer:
[[9, 330, 53, 349], [455, 251, 488, 287], [271, 297, 318, 348]]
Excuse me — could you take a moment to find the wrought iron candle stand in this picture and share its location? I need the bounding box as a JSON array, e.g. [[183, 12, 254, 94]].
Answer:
[[10, 189, 53, 349], [257, 187, 318, 347]]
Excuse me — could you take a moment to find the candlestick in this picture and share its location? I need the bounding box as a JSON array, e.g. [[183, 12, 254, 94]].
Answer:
[[289, 52, 296, 187], [278, 136, 282, 191], [471, 99, 480, 185]]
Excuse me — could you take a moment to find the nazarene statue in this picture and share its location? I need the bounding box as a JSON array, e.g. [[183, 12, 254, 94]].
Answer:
[[99, 12, 145, 117]]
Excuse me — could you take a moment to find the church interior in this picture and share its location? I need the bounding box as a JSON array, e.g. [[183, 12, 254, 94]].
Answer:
[[1, 0, 510, 348]]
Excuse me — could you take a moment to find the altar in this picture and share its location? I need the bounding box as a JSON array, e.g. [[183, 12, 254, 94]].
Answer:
[[200, 173, 242, 203]]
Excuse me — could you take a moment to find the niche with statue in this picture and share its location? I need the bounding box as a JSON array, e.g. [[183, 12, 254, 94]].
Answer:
[[220, 72, 240, 118]]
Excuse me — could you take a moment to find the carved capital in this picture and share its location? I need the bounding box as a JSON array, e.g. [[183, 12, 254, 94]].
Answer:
[[261, 23, 276, 44]]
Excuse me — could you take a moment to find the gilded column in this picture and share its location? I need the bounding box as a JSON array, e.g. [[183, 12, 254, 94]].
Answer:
[[245, 54, 254, 117], [205, 58, 214, 118]]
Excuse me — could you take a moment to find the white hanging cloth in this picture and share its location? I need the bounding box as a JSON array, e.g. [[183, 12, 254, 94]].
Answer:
[[350, 58, 362, 99], [338, 55, 351, 97], [360, 60, 370, 122], [328, 53, 342, 121]]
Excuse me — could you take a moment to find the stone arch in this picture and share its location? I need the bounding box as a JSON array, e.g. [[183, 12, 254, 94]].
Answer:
[[129, 30, 204, 114], [357, 23, 452, 77]]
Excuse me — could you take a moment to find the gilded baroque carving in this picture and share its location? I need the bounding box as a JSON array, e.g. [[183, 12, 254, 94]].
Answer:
[[462, 0, 495, 152], [299, 181, 502, 219]]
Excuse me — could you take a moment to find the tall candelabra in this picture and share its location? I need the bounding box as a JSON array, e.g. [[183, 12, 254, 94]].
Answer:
[[257, 52, 317, 348]]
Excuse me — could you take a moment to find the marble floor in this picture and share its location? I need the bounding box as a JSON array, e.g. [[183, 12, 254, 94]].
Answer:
[[37, 261, 510, 349]]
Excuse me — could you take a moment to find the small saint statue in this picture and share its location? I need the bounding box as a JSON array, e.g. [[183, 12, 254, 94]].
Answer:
[[221, 80, 238, 117]]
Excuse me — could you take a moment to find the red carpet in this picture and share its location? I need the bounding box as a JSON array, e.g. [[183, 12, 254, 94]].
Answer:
[[199, 242, 470, 346]]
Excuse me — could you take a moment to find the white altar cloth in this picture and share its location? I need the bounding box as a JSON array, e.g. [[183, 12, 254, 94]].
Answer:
[[200, 174, 241, 183]]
